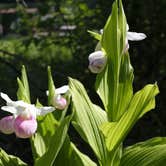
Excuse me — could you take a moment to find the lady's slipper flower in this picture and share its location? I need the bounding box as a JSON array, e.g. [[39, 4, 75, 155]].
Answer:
[[0, 92, 55, 138], [14, 115, 37, 138], [47, 85, 69, 110], [0, 116, 15, 134], [53, 95, 67, 110], [88, 51, 107, 73]]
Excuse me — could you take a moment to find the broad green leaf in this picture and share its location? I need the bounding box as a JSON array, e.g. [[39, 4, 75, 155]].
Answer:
[[30, 100, 45, 159], [101, 1, 120, 58], [37, 113, 58, 146], [96, 0, 127, 121], [69, 78, 112, 166], [120, 137, 166, 166], [17, 65, 31, 103], [116, 53, 133, 120], [35, 115, 71, 166], [110, 144, 122, 166], [54, 136, 97, 166], [101, 84, 159, 152], [118, 0, 127, 52], [31, 132, 46, 158], [88, 30, 101, 40], [31, 113, 58, 159], [0, 148, 27, 166]]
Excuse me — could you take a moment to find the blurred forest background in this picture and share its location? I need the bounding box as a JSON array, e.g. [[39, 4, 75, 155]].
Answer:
[[0, 0, 165, 165]]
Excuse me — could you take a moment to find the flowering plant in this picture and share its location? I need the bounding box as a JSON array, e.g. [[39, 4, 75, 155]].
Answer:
[[0, 0, 165, 166]]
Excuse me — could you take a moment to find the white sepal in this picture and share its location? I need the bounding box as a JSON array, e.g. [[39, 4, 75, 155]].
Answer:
[[55, 85, 69, 94], [127, 32, 146, 41]]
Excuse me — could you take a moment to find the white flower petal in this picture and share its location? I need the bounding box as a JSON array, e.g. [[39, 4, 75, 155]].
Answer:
[[127, 32, 146, 41], [46, 90, 49, 96], [13, 100, 31, 108], [55, 85, 69, 94], [0, 93, 12, 103], [1, 106, 17, 114], [36, 106, 55, 116], [88, 51, 104, 61], [1, 92, 29, 108], [100, 29, 103, 34], [127, 24, 129, 31]]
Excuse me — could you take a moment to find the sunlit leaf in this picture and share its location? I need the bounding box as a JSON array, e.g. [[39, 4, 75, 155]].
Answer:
[[69, 78, 112, 165], [116, 53, 133, 120], [35, 115, 71, 166], [101, 84, 159, 151], [0, 148, 27, 166], [96, 0, 127, 121], [120, 137, 166, 166], [31, 132, 46, 158], [54, 136, 97, 166], [30, 112, 58, 159]]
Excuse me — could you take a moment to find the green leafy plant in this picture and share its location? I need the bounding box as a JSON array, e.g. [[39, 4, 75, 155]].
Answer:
[[69, 0, 165, 165], [0, 0, 165, 166]]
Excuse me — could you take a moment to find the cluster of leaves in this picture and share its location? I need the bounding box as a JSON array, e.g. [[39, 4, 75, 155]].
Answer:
[[0, 0, 166, 166]]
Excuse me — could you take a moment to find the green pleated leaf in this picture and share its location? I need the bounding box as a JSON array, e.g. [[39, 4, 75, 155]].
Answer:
[[97, 1, 120, 121], [101, 84, 159, 152], [35, 115, 71, 166], [31, 132, 46, 158], [31, 112, 58, 159], [116, 53, 133, 120], [69, 78, 112, 166], [110, 144, 122, 166], [54, 136, 97, 166], [30, 99, 58, 159], [120, 137, 166, 166], [0, 148, 27, 166], [96, 0, 128, 121], [17, 65, 31, 103], [101, 1, 120, 57]]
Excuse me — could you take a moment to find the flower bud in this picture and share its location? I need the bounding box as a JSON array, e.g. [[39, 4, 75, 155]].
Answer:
[[53, 95, 67, 110], [88, 51, 107, 73], [14, 115, 37, 138], [0, 116, 14, 134]]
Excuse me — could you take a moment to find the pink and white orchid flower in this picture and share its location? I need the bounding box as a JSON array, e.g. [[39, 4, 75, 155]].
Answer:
[[47, 85, 69, 110], [88, 51, 107, 73], [0, 92, 55, 138]]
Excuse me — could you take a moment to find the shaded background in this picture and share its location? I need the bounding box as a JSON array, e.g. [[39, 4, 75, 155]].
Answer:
[[0, 0, 165, 165]]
